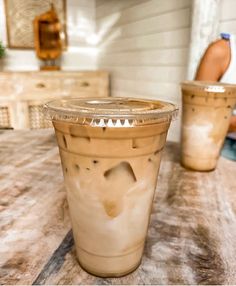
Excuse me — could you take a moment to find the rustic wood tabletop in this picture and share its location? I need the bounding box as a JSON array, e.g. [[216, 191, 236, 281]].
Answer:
[[0, 129, 236, 285]]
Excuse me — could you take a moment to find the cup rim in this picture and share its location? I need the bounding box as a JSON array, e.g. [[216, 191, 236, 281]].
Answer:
[[181, 80, 236, 94], [43, 97, 178, 127]]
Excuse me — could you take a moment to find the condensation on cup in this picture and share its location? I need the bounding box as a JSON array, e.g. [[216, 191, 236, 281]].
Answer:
[[44, 97, 178, 277]]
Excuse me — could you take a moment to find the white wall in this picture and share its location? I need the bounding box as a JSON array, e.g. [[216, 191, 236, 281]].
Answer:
[[0, 0, 97, 71], [96, 0, 192, 141], [186, 0, 236, 82], [219, 0, 236, 34], [0, 0, 193, 141]]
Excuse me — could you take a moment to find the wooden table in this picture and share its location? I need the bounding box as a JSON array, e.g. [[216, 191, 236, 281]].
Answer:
[[0, 129, 236, 285]]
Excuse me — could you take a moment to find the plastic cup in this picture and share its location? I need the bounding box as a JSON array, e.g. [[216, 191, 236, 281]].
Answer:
[[44, 97, 177, 277], [181, 81, 236, 171]]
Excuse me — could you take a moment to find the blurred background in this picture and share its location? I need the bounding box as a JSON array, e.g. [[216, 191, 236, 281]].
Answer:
[[0, 0, 235, 141]]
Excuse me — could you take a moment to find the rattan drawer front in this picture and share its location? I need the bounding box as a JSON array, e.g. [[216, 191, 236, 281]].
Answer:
[[28, 104, 52, 129], [0, 106, 11, 128]]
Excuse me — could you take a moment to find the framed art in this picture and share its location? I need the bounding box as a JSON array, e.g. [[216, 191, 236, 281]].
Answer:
[[4, 0, 67, 49]]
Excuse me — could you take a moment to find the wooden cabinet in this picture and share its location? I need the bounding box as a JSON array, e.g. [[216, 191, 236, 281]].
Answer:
[[0, 71, 109, 129]]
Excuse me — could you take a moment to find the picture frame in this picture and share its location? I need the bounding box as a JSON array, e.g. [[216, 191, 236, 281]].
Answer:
[[4, 0, 68, 49]]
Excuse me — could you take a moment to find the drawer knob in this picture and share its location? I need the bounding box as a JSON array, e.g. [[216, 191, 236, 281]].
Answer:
[[36, 83, 46, 88], [81, 81, 89, 87]]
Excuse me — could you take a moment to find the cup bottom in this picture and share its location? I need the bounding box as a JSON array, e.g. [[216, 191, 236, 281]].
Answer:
[[77, 257, 142, 278], [75, 245, 144, 278], [181, 154, 217, 172]]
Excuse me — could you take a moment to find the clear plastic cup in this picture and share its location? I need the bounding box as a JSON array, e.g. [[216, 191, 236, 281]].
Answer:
[[181, 81, 236, 171], [44, 97, 177, 277]]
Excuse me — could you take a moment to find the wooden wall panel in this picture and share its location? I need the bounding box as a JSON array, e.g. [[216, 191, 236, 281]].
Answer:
[[96, 0, 192, 141]]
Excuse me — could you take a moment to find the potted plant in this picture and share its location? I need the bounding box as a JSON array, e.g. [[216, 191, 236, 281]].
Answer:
[[0, 41, 6, 70]]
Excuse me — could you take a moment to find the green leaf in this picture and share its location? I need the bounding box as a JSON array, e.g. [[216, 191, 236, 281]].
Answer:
[[0, 41, 6, 58]]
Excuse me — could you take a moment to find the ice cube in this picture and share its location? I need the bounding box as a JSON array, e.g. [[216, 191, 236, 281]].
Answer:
[[104, 162, 137, 183]]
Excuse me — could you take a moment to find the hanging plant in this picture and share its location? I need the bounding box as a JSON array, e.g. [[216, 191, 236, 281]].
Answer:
[[0, 41, 6, 58]]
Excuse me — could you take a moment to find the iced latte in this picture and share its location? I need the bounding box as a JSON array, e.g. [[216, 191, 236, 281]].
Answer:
[[181, 81, 236, 171], [44, 97, 177, 277]]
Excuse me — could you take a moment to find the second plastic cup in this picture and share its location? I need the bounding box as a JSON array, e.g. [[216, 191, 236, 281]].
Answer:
[[181, 81, 236, 171], [44, 97, 177, 277]]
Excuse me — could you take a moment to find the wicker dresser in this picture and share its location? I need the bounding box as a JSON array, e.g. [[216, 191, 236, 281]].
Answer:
[[0, 71, 109, 129]]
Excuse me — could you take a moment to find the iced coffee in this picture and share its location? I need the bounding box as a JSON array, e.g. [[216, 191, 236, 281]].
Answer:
[[44, 97, 177, 277], [181, 81, 236, 171]]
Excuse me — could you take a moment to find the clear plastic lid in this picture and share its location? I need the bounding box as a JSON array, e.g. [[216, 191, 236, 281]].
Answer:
[[43, 97, 178, 127], [181, 81, 236, 97]]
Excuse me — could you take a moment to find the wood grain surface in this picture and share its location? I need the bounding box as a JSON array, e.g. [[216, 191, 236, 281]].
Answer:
[[0, 129, 236, 285]]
